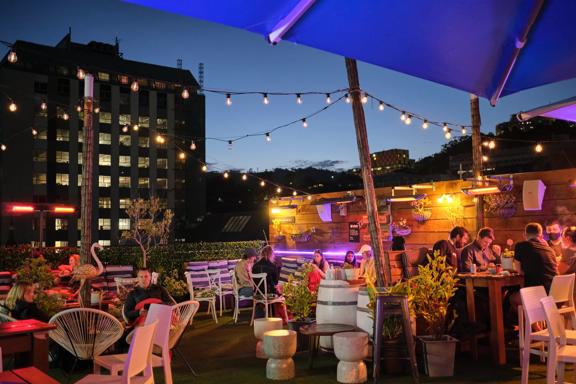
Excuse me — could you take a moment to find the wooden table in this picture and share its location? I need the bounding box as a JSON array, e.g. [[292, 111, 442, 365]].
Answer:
[[0, 319, 57, 372], [0, 366, 60, 383], [458, 272, 524, 365], [299, 323, 359, 369]]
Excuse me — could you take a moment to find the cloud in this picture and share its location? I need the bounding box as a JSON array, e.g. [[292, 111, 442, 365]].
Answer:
[[287, 159, 346, 169]]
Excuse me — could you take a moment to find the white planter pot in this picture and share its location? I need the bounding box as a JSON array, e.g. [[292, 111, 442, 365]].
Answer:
[[502, 257, 514, 271], [418, 335, 458, 377]]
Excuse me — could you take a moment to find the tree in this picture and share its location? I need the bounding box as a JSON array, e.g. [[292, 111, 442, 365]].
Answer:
[[121, 197, 174, 267]]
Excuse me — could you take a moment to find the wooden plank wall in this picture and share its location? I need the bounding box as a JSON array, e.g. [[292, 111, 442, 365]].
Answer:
[[270, 168, 576, 279]]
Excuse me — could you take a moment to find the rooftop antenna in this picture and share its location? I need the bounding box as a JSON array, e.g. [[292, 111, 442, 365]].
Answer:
[[176, 58, 182, 69], [198, 62, 204, 95]]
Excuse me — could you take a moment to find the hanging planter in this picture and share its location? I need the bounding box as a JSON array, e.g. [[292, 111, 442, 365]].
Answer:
[[392, 218, 412, 237], [484, 192, 516, 218], [410, 197, 432, 223], [494, 206, 517, 218]]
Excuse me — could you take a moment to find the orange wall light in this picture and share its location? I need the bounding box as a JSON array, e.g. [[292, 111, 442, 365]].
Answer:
[[11, 205, 34, 213], [53, 206, 75, 214]]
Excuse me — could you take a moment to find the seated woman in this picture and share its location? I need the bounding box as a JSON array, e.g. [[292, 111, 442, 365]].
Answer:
[[57, 254, 80, 277], [5, 282, 50, 322], [307, 249, 329, 292], [252, 245, 288, 323], [359, 244, 376, 283], [559, 226, 576, 274], [343, 250, 357, 269]]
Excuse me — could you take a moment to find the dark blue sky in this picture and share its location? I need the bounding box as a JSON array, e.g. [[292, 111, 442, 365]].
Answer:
[[2, 0, 575, 171]]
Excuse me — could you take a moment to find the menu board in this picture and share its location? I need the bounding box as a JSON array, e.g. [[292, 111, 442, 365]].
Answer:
[[349, 222, 360, 243]]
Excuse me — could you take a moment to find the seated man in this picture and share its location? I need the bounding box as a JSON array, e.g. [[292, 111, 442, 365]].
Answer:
[[514, 222, 558, 291], [123, 268, 175, 326], [432, 226, 469, 269], [459, 227, 501, 273]]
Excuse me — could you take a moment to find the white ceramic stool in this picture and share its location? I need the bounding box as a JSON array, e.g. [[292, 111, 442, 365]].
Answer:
[[263, 329, 297, 380], [334, 331, 369, 383], [254, 317, 283, 359]]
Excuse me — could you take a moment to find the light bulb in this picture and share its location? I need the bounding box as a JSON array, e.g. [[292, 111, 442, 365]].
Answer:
[[307, 195, 312, 201], [181, 88, 190, 99], [122, 125, 129, 133], [94, 106, 100, 114], [263, 93, 269, 105], [422, 120, 429, 129], [444, 130, 452, 140], [156, 135, 163, 143], [296, 94, 302, 104], [178, 152, 186, 160], [228, 140, 233, 150], [443, 123, 448, 132], [0, 144, 6, 151], [400, 111, 406, 121], [133, 124, 139, 131], [276, 187, 282, 193], [482, 155, 488, 161], [31, 128, 37, 136], [76, 105, 82, 113], [461, 126, 467, 135], [201, 164, 207, 172], [361, 93, 368, 104], [482, 141, 489, 147], [302, 118, 308, 128], [223, 171, 229, 179], [345, 94, 350, 103], [62, 112, 69, 121], [325, 93, 331, 104], [130, 81, 139, 92], [292, 191, 297, 196], [226, 94, 232, 106], [535, 143, 543, 153], [7, 51, 17, 64], [190, 141, 197, 151], [260, 181, 265, 187], [265, 133, 271, 142], [378, 102, 385, 111], [40, 102, 47, 111], [488, 140, 495, 149], [76, 68, 85, 80], [242, 174, 247, 181], [8, 102, 17, 112], [405, 115, 412, 125]]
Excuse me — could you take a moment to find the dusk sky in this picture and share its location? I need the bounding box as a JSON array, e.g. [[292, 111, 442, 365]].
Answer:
[[2, 0, 575, 172]]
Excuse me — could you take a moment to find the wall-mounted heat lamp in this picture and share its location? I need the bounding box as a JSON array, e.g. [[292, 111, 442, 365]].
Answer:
[[461, 186, 502, 196], [411, 183, 435, 190], [270, 204, 298, 216], [387, 194, 426, 203]]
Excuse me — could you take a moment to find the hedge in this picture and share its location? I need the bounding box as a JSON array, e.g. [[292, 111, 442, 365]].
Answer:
[[0, 241, 266, 274]]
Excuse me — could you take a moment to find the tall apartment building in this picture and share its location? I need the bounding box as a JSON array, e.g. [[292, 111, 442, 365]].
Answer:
[[0, 33, 206, 246]]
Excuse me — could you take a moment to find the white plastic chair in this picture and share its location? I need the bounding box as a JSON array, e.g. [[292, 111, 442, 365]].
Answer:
[[0, 312, 17, 323], [250, 273, 285, 326], [49, 308, 125, 375], [185, 271, 218, 323], [550, 273, 576, 329], [209, 270, 235, 316], [76, 320, 158, 384], [231, 272, 253, 323], [540, 296, 576, 384]]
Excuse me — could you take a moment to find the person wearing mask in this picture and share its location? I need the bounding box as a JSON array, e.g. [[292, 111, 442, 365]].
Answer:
[[123, 268, 175, 325], [559, 226, 576, 274], [343, 251, 357, 269], [545, 219, 564, 262], [5, 282, 50, 323], [432, 226, 470, 269], [235, 248, 258, 296], [459, 227, 501, 273]]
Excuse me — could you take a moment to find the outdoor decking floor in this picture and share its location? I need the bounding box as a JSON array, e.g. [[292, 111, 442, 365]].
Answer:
[[47, 310, 560, 383]]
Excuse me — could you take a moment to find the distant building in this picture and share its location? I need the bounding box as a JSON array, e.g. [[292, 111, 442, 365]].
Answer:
[[0, 33, 206, 246], [370, 149, 410, 175]]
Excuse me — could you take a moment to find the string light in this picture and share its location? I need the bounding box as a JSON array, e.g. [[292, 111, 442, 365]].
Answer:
[[307, 195, 312, 201], [0, 144, 6, 151], [223, 171, 229, 179], [444, 130, 452, 140], [461, 126, 467, 135], [325, 93, 331, 104], [76, 104, 82, 113], [190, 141, 197, 151], [8, 102, 17, 112], [361, 93, 368, 104], [265, 132, 271, 142], [488, 140, 495, 149], [130, 81, 139, 92], [76, 68, 86, 80], [404, 114, 412, 125], [483, 141, 489, 147], [535, 143, 543, 153], [226, 94, 232, 106], [260, 180, 266, 187], [400, 111, 406, 121], [262, 93, 269, 105], [155, 134, 164, 144], [40, 101, 47, 111], [443, 123, 449, 132], [302, 118, 308, 128], [378, 101, 385, 111], [228, 140, 233, 150], [345, 94, 351, 103], [94, 106, 100, 114], [201, 164, 208, 172], [31, 128, 37, 136], [482, 155, 488, 161], [292, 191, 298, 196], [122, 125, 129, 133], [242, 174, 247, 181], [276, 187, 282, 193], [7, 51, 17, 64], [181, 88, 190, 99], [178, 152, 186, 160], [132, 124, 139, 131], [422, 120, 429, 129], [296, 94, 302, 104], [62, 112, 69, 121]]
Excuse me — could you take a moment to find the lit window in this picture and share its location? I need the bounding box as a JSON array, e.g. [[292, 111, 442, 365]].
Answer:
[[56, 129, 69, 141], [156, 118, 168, 129], [56, 151, 69, 164], [99, 133, 112, 145], [78, 131, 84, 143], [99, 154, 111, 166], [119, 155, 131, 167], [138, 157, 149, 168], [118, 218, 130, 230], [33, 173, 47, 185], [119, 199, 130, 209], [56, 107, 68, 120], [119, 114, 131, 126], [98, 218, 111, 230], [99, 112, 112, 124], [138, 116, 150, 128], [119, 177, 130, 188], [119, 135, 131, 147], [98, 175, 111, 188], [55, 218, 68, 230], [54, 241, 68, 247], [118, 75, 129, 84], [36, 129, 47, 139], [99, 198, 112, 208], [98, 72, 110, 81], [56, 173, 69, 186], [157, 158, 168, 169], [33, 150, 47, 162], [138, 137, 149, 148], [156, 178, 168, 189], [153, 81, 166, 90], [78, 153, 83, 165], [138, 178, 149, 188], [100, 240, 111, 246]]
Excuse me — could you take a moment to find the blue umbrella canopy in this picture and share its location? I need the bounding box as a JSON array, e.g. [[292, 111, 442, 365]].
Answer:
[[125, 0, 576, 104], [518, 96, 576, 123]]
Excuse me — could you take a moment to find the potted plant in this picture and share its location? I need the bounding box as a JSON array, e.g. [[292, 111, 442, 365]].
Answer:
[[484, 192, 516, 218], [411, 197, 432, 223], [283, 264, 316, 351], [410, 252, 459, 377], [162, 269, 189, 303], [502, 239, 515, 271]]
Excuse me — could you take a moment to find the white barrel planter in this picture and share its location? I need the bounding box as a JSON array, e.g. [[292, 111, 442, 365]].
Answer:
[[316, 280, 359, 348], [356, 287, 373, 337]]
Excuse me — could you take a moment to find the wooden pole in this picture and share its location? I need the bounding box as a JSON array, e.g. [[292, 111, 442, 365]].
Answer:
[[80, 74, 94, 306], [345, 58, 389, 287], [470, 94, 484, 231]]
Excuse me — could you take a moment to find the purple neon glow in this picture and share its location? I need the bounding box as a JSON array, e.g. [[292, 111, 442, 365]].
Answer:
[[275, 250, 362, 257]]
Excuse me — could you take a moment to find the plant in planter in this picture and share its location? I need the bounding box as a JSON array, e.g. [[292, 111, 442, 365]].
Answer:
[[161, 269, 189, 302], [484, 192, 516, 218], [411, 197, 432, 223], [410, 252, 459, 377], [501, 239, 515, 271], [283, 263, 316, 351], [16, 257, 55, 290]]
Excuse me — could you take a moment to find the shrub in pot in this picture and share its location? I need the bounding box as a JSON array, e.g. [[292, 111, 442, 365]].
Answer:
[[161, 269, 189, 303], [410, 252, 459, 377], [283, 264, 316, 350]]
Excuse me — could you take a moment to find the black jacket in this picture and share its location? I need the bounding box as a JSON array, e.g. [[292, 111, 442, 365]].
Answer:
[[123, 285, 174, 322], [252, 258, 279, 295], [11, 300, 50, 323], [514, 239, 558, 291], [432, 239, 458, 268]]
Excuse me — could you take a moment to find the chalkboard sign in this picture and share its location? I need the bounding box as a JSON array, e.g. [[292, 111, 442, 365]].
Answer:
[[349, 222, 360, 242]]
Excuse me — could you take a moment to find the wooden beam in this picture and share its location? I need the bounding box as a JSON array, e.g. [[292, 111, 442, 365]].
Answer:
[[470, 94, 484, 231]]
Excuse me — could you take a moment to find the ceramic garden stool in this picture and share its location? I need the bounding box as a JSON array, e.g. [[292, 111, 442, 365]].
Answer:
[[334, 331, 369, 384], [263, 329, 297, 380], [254, 317, 283, 359]]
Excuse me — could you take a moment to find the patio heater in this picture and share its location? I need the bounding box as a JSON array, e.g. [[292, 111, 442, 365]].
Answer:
[[4, 203, 75, 246]]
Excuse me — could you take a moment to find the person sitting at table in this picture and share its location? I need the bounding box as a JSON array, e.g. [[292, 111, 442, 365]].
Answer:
[[235, 248, 258, 297], [343, 250, 357, 269], [545, 218, 564, 262], [514, 223, 558, 291], [5, 282, 50, 323], [307, 249, 329, 292], [359, 244, 376, 283], [123, 268, 175, 326], [57, 254, 80, 277], [432, 226, 469, 269], [252, 245, 288, 323], [559, 226, 576, 274], [458, 227, 501, 273]]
